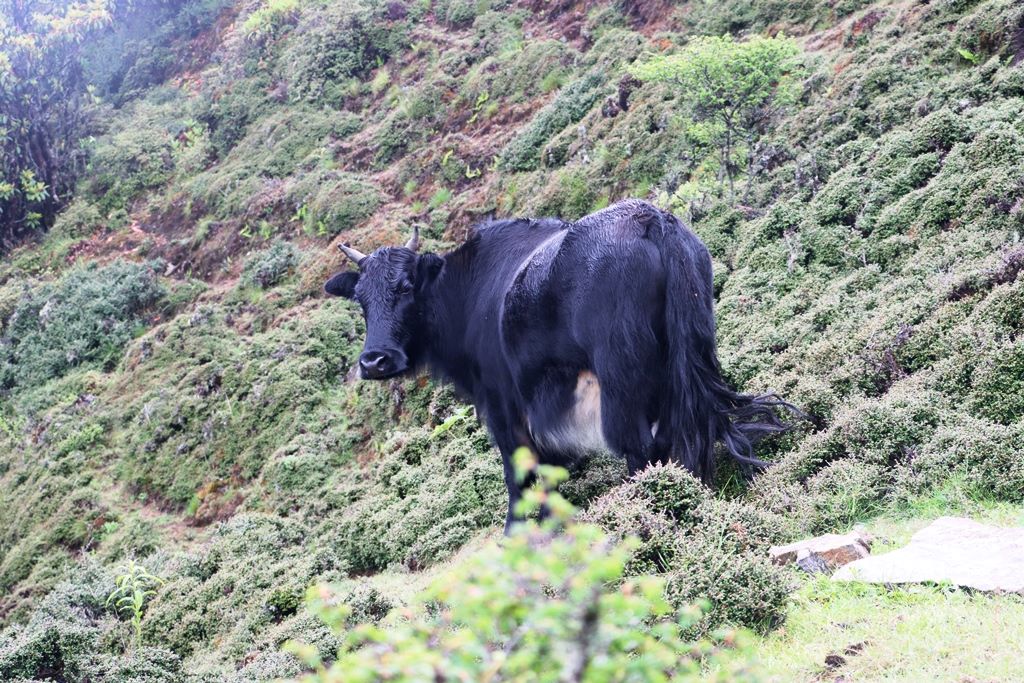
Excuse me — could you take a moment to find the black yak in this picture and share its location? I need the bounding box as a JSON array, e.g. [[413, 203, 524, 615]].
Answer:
[[325, 200, 793, 531]]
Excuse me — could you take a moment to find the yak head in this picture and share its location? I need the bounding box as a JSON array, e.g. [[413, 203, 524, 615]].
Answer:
[[323, 227, 444, 379]]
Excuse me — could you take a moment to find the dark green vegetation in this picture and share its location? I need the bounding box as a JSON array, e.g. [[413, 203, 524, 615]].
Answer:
[[286, 462, 762, 683], [0, 0, 1022, 680]]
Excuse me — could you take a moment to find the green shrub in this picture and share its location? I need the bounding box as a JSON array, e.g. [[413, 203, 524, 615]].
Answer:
[[241, 240, 301, 289], [242, 0, 301, 43], [529, 167, 598, 219], [287, 170, 382, 236], [968, 341, 1024, 424], [558, 454, 626, 507], [436, 0, 479, 26], [0, 260, 165, 392], [624, 462, 711, 523], [580, 484, 678, 576], [582, 464, 790, 633], [683, 0, 868, 34], [795, 459, 888, 533], [189, 108, 362, 207], [632, 34, 801, 195], [285, 461, 758, 683], [267, 587, 304, 621], [50, 199, 104, 240], [0, 561, 182, 681], [79, 647, 183, 683], [197, 77, 274, 158], [141, 513, 347, 660], [106, 559, 165, 643], [84, 98, 184, 211], [280, 2, 407, 107], [664, 499, 791, 634], [116, 47, 177, 101], [498, 73, 605, 172], [341, 583, 394, 625], [330, 427, 505, 572], [113, 298, 363, 507], [468, 8, 528, 57], [0, 564, 110, 681], [665, 544, 791, 635], [462, 39, 572, 103], [895, 417, 1024, 503]]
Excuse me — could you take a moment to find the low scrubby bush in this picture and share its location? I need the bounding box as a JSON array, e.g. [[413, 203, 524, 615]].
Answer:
[[287, 170, 382, 236], [241, 240, 301, 289], [330, 426, 506, 572], [142, 513, 347, 660], [584, 463, 792, 633], [0, 260, 165, 392], [499, 73, 605, 172], [627, 462, 711, 522], [280, 2, 407, 107], [83, 98, 185, 212], [558, 454, 625, 507], [894, 416, 1024, 503], [285, 459, 759, 683], [0, 563, 184, 682], [665, 544, 791, 635], [580, 483, 678, 576]]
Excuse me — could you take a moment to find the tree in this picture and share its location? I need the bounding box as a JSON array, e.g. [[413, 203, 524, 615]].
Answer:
[[632, 35, 800, 198], [0, 0, 118, 248]]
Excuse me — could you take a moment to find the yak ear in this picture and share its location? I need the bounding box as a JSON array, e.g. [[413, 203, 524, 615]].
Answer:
[[415, 253, 444, 292], [324, 271, 359, 298]]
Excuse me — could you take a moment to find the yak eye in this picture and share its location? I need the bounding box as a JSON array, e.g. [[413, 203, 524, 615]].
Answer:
[[398, 280, 413, 294]]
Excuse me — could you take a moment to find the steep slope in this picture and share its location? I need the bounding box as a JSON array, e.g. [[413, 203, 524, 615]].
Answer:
[[0, 0, 1022, 680]]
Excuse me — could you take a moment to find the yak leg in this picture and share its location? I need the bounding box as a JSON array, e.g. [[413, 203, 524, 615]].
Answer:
[[600, 388, 656, 475], [482, 405, 533, 534], [494, 428, 525, 534], [593, 341, 659, 476]]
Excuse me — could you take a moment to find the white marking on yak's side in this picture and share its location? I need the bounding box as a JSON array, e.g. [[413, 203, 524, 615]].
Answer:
[[531, 370, 610, 455]]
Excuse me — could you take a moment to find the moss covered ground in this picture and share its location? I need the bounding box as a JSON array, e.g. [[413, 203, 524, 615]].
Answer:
[[1, 0, 1022, 680]]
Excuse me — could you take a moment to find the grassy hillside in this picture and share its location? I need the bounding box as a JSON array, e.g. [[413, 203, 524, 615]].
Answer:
[[0, 0, 1022, 680]]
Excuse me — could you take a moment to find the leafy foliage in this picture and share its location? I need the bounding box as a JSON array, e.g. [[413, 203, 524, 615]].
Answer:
[[584, 463, 793, 633], [278, 1, 409, 108], [241, 239, 301, 289], [499, 73, 606, 172], [106, 559, 164, 643], [633, 35, 801, 197], [0, 0, 122, 244], [0, 562, 182, 682], [285, 454, 760, 683]]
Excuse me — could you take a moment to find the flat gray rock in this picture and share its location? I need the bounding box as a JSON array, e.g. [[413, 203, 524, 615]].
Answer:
[[833, 516, 1024, 592]]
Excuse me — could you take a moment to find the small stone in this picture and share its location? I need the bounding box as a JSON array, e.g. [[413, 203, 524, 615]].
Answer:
[[824, 654, 846, 669], [834, 517, 1024, 592], [770, 530, 871, 572], [795, 548, 832, 574]]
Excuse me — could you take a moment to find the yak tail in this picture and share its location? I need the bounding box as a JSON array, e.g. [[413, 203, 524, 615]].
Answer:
[[648, 209, 797, 483]]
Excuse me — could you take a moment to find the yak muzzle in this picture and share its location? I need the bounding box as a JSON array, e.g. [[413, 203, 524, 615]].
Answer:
[[359, 349, 407, 379]]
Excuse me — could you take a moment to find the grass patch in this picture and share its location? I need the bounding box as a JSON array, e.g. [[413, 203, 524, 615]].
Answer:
[[750, 579, 1024, 682], [715, 498, 1024, 681]]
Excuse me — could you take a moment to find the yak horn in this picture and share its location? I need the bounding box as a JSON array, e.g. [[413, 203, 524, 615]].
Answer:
[[405, 225, 420, 252], [338, 242, 367, 265]]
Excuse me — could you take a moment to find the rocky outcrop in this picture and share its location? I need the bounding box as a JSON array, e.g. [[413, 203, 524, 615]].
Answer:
[[770, 530, 872, 573]]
